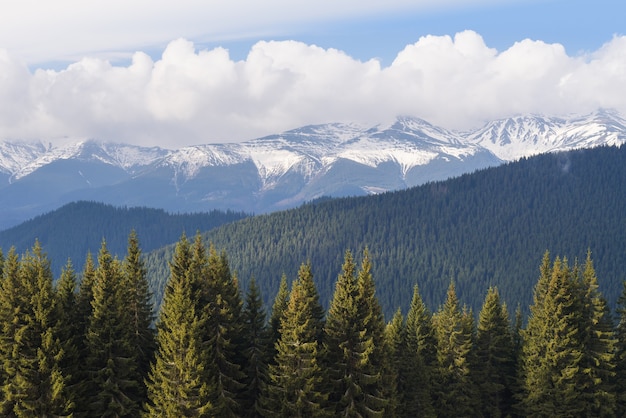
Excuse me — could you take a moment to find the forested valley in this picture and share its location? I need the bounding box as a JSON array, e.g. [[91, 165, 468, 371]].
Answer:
[[146, 144, 626, 317], [1, 232, 626, 417]]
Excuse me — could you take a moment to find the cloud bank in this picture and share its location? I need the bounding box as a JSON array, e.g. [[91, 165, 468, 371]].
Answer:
[[1, 31, 625, 148]]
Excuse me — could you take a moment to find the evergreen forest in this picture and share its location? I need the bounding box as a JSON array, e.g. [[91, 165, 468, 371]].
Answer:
[[2, 232, 626, 417], [0, 201, 248, 277], [145, 145, 626, 317]]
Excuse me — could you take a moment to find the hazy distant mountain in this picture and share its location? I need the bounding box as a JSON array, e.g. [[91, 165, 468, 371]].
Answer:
[[1, 109, 625, 230]]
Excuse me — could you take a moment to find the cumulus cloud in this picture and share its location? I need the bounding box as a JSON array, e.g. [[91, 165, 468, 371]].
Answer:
[[0, 31, 625, 148]]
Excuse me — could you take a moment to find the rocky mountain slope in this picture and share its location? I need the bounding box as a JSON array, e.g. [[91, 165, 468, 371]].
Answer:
[[0, 109, 624, 229]]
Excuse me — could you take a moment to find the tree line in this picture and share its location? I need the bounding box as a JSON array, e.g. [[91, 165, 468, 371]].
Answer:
[[2, 232, 626, 417]]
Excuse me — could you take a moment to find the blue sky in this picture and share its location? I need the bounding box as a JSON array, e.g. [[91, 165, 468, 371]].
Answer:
[[0, 0, 624, 147]]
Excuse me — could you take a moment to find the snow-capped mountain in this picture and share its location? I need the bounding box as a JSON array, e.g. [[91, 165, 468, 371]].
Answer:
[[0, 109, 624, 230]]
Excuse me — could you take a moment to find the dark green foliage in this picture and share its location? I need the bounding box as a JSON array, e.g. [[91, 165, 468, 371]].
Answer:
[[55, 259, 82, 409], [0, 243, 72, 416], [240, 277, 270, 417], [520, 253, 617, 417], [84, 241, 140, 417], [401, 284, 436, 418], [474, 287, 516, 418], [323, 249, 387, 417], [144, 234, 213, 417], [432, 283, 477, 417], [143, 145, 626, 319], [200, 242, 246, 417], [266, 263, 328, 417], [122, 230, 156, 404], [0, 200, 248, 278], [616, 275, 626, 415]]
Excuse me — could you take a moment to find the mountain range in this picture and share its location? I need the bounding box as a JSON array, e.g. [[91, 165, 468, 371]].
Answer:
[[1, 108, 625, 230]]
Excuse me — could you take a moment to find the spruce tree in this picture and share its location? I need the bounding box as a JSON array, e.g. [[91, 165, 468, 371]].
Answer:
[[84, 240, 139, 417], [432, 282, 476, 417], [382, 309, 403, 418], [577, 252, 616, 416], [616, 274, 626, 416], [56, 259, 82, 410], [240, 277, 270, 417], [0, 243, 72, 416], [403, 284, 436, 418], [122, 230, 156, 405], [144, 234, 213, 417], [474, 287, 515, 418], [200, 241, 246, 417], [259, 273, 289, 415], [268, 273, 289, 362], [267, 263, 328, 417], [520, 256, 585, 417], [323, 249, 387, 417]]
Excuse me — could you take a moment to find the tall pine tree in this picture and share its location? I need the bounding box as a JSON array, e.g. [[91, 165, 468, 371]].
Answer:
[[84, 240, 139, 417], [144, 234, 213, 417], [474, 287, 516, 418], [0, 243, 72, 416], [267, 263, 328, 417], [432, 282, 476, 417]]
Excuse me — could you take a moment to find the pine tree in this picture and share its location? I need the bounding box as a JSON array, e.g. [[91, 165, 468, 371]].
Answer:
[[403, 284, 436, 418], [73, 251, 97, 416], [55, 259, 82, 410], [0, 243, 72, 416], [576, 252, 616, 416], [520, 256, 585, 417], [259, 273, 289, 415], [432, 282, 476, 417], [474, 287, 515, 418], [616, 273, 626, 416], [84, 240, 139, 417], [268, 273, 290, 362], [122, 230, 156, 405], [200, 241, 246, 417], [267, 263, 328, 417], [382, 309, 403, 418], [240, 277, 270, 417], [144, 234, 213, 417], [322, 249, 388, 417]]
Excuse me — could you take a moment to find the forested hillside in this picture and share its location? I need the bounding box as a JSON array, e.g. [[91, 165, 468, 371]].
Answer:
[[2, 235, 625, 416], [0, 201, 248, 276], [144, 145, 626, 317]]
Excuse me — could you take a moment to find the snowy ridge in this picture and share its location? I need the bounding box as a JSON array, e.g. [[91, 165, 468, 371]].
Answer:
[[1, 110, 625, 185], [467, 109, 626, 160], [0, 109, 625, 230]]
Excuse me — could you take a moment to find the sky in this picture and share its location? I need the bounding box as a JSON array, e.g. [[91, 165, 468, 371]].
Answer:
[[0, 0, 625, 148]]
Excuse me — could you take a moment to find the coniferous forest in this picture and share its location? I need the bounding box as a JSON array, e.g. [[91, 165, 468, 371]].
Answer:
[[3, 231, 626, 417]]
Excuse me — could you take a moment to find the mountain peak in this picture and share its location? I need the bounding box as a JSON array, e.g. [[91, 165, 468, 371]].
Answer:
[[0, 109, 625, 229]]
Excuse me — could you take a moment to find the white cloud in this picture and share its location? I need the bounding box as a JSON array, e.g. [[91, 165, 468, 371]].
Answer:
[[0, 0, 502, 64], [0, 31, 625, 148]]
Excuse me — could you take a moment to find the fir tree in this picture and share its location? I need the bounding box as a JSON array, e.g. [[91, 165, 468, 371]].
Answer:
[[144, 235, 213, 417], [520, 256, 585, 417], [267, 263, 328, 417], [432, 282, 476, 417], [616, 273, 626, 416], [200, 241, 246, 417], [55, 259, 82, 411], [84, 240, 139, 417], [402, 284, 436, 418], [121, 230, 156, 405], [240, 277, 270, 417], [268, 273, 289, 362], [322, 249, 388, 417], [474, 287, 515, 418], [576, 252, 616, 416], [0, 243, 72, 416], [382, 309, 403, 418]]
